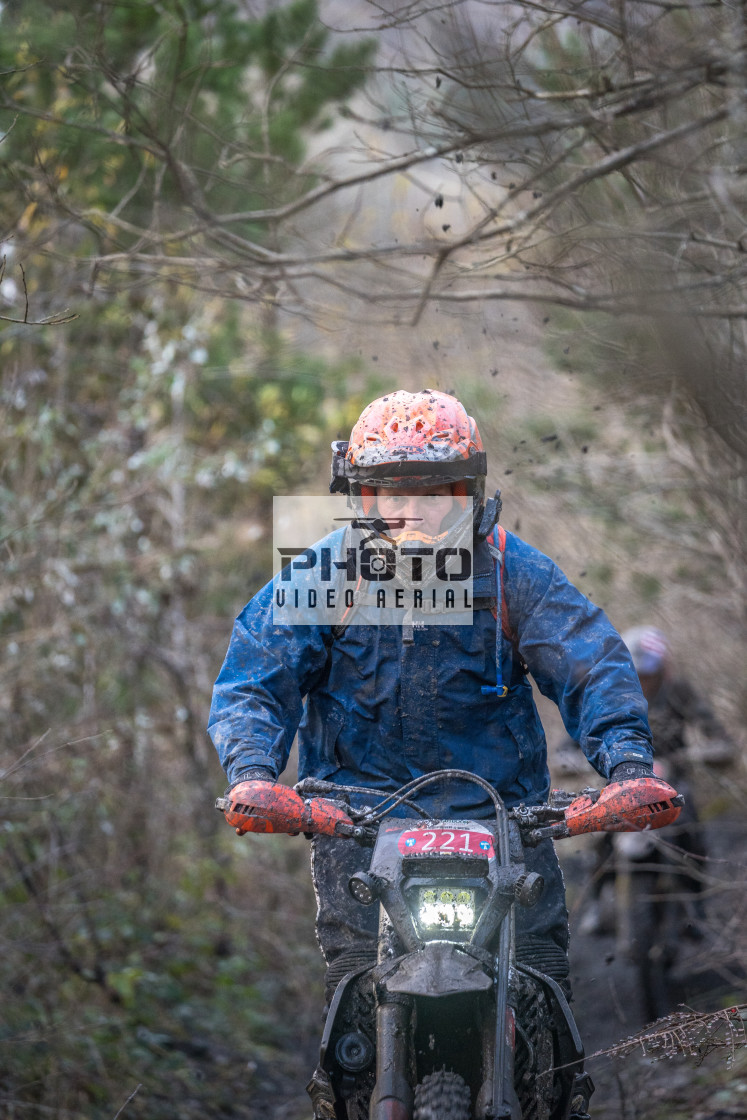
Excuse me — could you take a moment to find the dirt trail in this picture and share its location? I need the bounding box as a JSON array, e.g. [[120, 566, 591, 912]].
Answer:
[[563, 808, 747, 1120]]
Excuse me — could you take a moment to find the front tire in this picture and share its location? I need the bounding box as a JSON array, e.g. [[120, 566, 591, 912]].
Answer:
[[414, 1070, 471, 1120]]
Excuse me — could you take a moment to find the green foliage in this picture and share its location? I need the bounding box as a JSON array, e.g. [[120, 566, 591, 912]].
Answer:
[[0, 4, 384, 1114], [0, 250, 384, 1120], [0, 0, 375, 278], [1, 299, 374, 735], [0, 0, 374, 237], [0, 795, 322, 1117]]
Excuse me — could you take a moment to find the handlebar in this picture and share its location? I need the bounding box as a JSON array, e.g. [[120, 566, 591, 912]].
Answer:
[[217, 773, 683, 845]]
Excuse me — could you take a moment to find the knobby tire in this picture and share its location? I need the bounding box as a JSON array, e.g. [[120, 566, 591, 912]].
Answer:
[[414, 1070, 472, 1120]]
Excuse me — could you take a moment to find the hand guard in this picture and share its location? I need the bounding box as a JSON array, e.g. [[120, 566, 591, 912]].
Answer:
[[216, 779, 357, 838], [525, 776, 684, 844], [563, 776, 683, 836]]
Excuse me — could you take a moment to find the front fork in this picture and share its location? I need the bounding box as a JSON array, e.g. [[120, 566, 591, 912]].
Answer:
[[368, 988, 520, 1120], [368, 994, 413, 1120], [492, 920, 522, 1120], [476, 995, 522, 1120]]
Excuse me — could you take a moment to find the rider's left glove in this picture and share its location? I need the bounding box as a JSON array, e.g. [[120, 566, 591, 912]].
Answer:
[[226, 768, 281, 834], [227, 765, 276, 791], [608, 760, 654, 783], [222, 771, 356, 839]]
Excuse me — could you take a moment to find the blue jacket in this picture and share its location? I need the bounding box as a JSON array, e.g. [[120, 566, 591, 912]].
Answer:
[[208, 529, 653, 818]]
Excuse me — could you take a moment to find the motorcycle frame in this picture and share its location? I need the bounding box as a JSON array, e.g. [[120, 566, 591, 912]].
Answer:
[[221, 770, 681, 1119], [320, 803, 584, 1120]]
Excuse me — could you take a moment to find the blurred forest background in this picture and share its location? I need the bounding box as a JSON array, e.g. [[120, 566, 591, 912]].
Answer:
[[1, 1, 745, 1118]]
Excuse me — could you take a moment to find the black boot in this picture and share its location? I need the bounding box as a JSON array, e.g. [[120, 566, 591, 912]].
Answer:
[[306, 1066, 337, 1120], [569, 1070, 595, 1120]]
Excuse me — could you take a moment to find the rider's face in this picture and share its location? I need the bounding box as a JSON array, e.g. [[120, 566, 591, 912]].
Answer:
[[374, 484, 455, 538]]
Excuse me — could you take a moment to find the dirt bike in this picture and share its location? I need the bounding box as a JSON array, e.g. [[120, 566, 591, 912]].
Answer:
[[216, 770, 683, 1120]]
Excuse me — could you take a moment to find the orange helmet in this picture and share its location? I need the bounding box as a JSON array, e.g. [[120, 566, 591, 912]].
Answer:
[[331, 390, 487, 514]]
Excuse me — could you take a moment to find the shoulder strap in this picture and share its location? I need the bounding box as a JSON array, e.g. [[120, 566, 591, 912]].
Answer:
[[487, 525, 514, 643], [482, 526, 510, 700]]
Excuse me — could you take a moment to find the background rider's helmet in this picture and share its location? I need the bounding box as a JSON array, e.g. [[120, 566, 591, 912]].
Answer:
[[621, 626, 670, 677], [330, 389, 487, 520]]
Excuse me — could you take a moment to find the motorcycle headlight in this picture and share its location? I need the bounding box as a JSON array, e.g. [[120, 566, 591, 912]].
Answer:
[[417, 886, 478, 933]]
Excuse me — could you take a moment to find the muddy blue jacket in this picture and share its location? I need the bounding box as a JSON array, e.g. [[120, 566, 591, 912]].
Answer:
[[208, 530, 653, 818]]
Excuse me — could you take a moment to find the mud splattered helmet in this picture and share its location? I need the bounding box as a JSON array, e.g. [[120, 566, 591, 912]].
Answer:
[[330, 389, 488, 522]]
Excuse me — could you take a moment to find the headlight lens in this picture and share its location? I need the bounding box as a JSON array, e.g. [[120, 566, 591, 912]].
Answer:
[[418, 887, 477, 933]]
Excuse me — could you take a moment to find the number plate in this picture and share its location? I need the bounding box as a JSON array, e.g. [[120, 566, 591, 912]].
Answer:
[[397, 827, 494, 858]]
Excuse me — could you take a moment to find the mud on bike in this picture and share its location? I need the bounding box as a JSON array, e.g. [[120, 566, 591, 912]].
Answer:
[[217, 770, 682, 1120]]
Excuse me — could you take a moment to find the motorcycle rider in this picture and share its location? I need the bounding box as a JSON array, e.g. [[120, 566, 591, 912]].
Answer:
[[619, 626, 732, 927], [208, 389, 657, 1115], [559, 624, 732, 942], [621, 626, 734, 770]]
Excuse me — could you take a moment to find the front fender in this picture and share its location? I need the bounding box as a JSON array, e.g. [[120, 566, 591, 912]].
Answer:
[[376, 942, 493, 998]]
